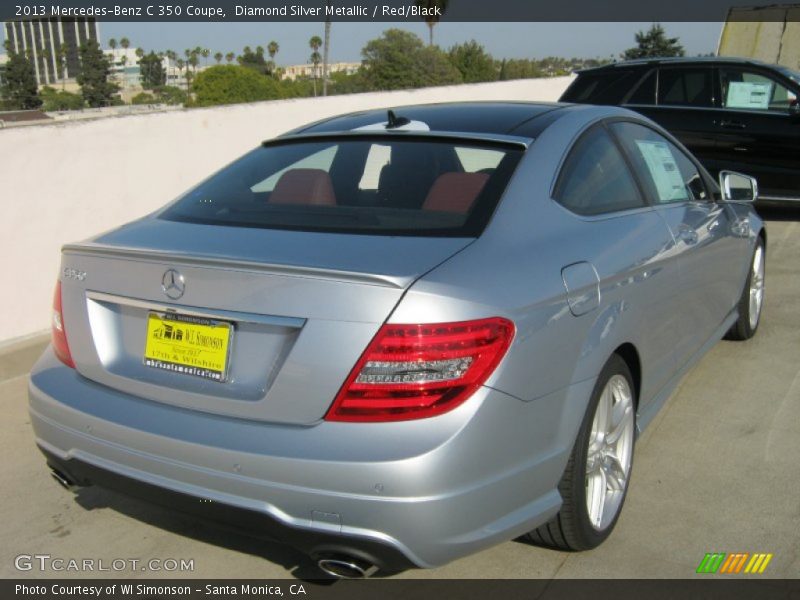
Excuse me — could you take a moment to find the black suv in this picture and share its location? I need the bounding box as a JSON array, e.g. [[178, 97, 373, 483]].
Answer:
[[560, 57, 800, 202]]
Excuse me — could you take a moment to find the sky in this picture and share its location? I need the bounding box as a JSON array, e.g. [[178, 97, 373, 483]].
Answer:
[[0, 21, 723, 65]]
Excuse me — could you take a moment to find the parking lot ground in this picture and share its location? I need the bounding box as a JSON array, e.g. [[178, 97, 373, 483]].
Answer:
[[1, 207, 798, 580]]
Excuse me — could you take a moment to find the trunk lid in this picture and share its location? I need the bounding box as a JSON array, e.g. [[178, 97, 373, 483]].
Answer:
[[59, 218, 473, 424]]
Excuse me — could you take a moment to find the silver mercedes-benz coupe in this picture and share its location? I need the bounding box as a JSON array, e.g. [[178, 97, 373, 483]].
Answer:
[[30, 102, 765, 578]]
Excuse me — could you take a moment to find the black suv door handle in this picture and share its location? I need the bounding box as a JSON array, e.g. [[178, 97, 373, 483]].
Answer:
[[720, 119, 746, 130]]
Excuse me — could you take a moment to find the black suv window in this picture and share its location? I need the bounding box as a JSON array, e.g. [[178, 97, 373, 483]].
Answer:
[[555, 126, 645, 216], [657, 68, 713, 107], [610, 122, 708, 204], [561, 70, 640, 104], [626, 70, 657, 105], [719, 68, 798, 112]]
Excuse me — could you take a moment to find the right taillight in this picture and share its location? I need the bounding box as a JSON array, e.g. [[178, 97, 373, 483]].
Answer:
[[52, 281, 75, 368], [326, 317, 515, 422]]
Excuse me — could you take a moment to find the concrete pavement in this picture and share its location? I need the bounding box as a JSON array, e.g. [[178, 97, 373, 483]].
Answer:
[[1, 207, 798, 580]]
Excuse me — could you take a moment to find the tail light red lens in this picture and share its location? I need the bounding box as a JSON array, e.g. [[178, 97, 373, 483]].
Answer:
[[52, 281, 75, 368], [326, 317, 515, 422]]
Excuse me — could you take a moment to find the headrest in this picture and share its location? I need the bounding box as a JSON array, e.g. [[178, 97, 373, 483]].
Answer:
[[422, 172, 490, 214], [269, 168, 336, 206]]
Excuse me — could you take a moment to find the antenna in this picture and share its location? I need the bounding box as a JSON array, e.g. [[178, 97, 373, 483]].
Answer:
[[386, 110, 411, 129]]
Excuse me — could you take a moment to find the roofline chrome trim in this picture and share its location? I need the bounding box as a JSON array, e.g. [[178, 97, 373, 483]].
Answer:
[[61, 243, 408, 289], [264, 130, 533, 149]]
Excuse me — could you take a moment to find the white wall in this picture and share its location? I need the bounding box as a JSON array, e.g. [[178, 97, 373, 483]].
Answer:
[[0, 76, 572, 344]]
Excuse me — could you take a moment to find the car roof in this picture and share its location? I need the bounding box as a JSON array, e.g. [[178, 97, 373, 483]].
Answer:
[[284, 102, 575, 140], [576, 56, 777, 73]]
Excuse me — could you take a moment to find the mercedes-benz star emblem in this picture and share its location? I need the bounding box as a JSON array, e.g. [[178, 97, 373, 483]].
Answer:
[[161, 269, 185, 300]]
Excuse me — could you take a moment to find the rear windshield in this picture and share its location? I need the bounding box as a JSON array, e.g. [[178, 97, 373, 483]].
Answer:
[[161, 137, 523, 237]]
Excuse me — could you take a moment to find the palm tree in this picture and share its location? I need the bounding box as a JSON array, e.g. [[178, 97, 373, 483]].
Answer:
[[323, 1, 332, 96], [119, 54, 128, 94], [108, 38, 117, 72], [120, 37, 130, 52], [135, 47, 144, 60], [176, 58, 186, 90], [309, 36, 322, 96], [56, 43, 69, 90], [267, 41, 279, 60], [415, 0, 449, 46], [201, 48, 210, 68], [225, 52, 235, 63], [214, 52, 223, 64]]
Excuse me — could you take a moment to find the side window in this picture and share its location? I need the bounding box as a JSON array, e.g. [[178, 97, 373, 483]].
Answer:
[[555, 126, 645, 216], [561, 71, 638, 104], [657, 68, 713, 107], [610, 122, 708, 204], [626, 70, 656, 105], [719, 68, 797, 112]]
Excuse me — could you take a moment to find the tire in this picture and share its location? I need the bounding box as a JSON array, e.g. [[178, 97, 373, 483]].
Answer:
[[725, 238, 765, 341], [525, 354, 636, 551]]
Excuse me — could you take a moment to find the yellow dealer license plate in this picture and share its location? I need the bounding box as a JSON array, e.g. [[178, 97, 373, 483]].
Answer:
[[144, 312, 233, 382]]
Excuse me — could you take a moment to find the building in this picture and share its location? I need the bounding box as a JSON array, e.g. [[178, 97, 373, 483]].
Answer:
[[282, 61, 361, 81], [3, 17, 99, 87]]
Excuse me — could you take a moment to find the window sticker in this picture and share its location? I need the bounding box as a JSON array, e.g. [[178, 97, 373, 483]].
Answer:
[[726, 81, 772, 110], [635, 140, 688, 203]]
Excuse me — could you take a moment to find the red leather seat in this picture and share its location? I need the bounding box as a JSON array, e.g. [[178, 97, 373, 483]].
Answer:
[[423, 172, 490, 214], [269, 169, 336, 206]]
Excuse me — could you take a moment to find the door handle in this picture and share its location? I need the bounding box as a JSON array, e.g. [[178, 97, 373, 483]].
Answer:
[[720, 119, 746, 130], [679, 227, 699, 245]]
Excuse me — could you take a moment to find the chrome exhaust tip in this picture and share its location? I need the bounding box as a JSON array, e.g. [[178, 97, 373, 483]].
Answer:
[[50, 468, 78, 492], [317, 556, 378, 579]]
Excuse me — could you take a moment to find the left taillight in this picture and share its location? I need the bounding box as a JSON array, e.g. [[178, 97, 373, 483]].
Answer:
[[326, 317, 515, 422], [52, 281, 75, 368]]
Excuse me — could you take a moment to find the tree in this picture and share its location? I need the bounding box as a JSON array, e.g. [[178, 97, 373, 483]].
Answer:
[[131, 91, 156, 105], [40, 86, 84, 110], [225, 52, 235, 64], [622, 24, 685, 60], [191, 64, 284, 106], [139, 51, 166, 89], [214, 52, 223, 64], [414, 0, 449, 46], [360, 29, 461, 91], [135, 47, 144, 60], [448, 40, 497, 83], [309, 35, 322, 96], [154, 85, 186, 105], [77, 40, 119, 107], [0, 46, 42, 109], [120, 37, 130, 51], [55, 43, 69, 90], [238, 47, 270, 75], [323, 2, 332, 96], [176, 58, 185, 90], [267, 40, 279, 76], [201, 48, 210, 67]]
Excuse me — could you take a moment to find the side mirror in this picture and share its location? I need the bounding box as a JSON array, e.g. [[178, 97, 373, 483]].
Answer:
[[719, 170, 758, 203]]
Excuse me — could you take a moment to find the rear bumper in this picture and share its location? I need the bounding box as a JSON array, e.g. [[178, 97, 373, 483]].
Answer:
[[29, 348, 593, 569], [39, 446, 415, 572]]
